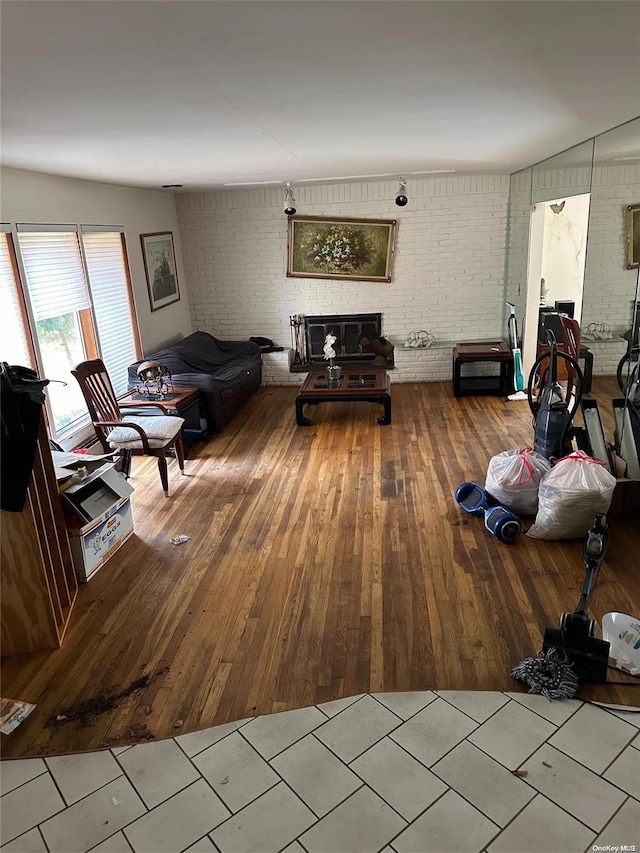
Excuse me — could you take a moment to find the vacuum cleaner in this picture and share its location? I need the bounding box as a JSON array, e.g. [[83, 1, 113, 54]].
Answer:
[[528, 328, 583, 463], [512, 514, 611, 698], [506, 302, 527, 401], [454, 482, 521, 543]]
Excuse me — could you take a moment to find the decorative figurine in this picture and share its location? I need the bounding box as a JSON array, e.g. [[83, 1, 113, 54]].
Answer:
[[361, 335, 395, 366], [324, 332, 341, 383], [323, 332, 337, 360], [136, 361, 173, 399], [403, 330, 434, 349], [540, 277, 549, 306]]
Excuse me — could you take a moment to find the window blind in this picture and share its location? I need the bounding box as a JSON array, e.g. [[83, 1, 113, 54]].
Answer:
[[17, 227, 90, 320], [82, 230, 138, 396], [0, 232, 33, 367]]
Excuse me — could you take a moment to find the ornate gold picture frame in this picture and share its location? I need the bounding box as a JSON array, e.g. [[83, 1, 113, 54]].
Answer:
[[626, 204, 640, 270], [287, 216, 396, 282]]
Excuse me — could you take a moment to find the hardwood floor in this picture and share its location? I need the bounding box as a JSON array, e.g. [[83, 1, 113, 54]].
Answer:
[[2, 378, 638, 758]]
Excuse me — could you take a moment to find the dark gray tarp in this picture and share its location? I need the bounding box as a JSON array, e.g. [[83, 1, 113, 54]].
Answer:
[[128, 331, 260, 378], [127, 332, 262, 433]]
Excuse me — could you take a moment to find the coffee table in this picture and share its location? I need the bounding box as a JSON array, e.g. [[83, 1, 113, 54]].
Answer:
[[295, 370, 391, 426]]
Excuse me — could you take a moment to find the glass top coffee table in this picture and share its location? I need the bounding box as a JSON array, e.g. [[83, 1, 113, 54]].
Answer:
[[295, 370, 391, 425]]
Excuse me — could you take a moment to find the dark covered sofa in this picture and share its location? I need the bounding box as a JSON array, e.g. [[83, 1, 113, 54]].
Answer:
[[127, 332, 262, 433]]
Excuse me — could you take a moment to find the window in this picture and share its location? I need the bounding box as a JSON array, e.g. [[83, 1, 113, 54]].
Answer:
[[0, 227, 33, 368], [82, 228, 139, 397], [17, 226, 95, 437], [10, 224, 140, 443]]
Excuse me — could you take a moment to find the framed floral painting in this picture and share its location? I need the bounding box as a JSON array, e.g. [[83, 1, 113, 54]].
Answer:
[[287, 216, 396, 282], [140, 231, 181, 311]]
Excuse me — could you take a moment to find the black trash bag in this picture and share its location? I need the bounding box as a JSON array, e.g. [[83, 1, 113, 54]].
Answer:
[[249, 336, 283, 353], [1, 363, 50, 512]]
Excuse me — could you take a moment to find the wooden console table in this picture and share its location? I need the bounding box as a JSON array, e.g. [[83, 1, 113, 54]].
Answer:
[[296, 370, 391, 425], [118, 386, 207, 447]]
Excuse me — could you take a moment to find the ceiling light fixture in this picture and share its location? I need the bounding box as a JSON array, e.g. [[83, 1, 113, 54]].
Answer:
[[224, 180, 283, 187], [222, 170, 456, 189], [408, 169, 457, 175], [284, 182, 297, 216], [395, 176, 408, 207], [298, 169, 456, 183], [162, 183, 183, 188]]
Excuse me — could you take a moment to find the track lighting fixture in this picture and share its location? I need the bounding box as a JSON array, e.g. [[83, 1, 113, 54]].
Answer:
[[395, 177, 408, 207], [284, 182, 297, 216]]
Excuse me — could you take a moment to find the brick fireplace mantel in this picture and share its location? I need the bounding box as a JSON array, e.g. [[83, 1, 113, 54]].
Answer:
[[261, 344, 458, 386]]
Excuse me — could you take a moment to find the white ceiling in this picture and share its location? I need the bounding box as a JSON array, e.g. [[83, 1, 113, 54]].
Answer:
[[1, 1, 639, 192]]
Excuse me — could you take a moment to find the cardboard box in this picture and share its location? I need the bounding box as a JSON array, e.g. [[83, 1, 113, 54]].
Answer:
[[610, 478, 640, 518], [62, 464, 134, 582]]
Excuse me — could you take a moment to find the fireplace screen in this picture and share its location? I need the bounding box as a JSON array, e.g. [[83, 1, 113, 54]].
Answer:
[[304, 313, 382, 362]]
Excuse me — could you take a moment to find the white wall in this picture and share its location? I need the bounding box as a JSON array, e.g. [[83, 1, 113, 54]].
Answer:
[[540, 193, 590, 322], [176, 176, 509, 355], [0, 167, 191, 354], [522, 194, 590, 375]]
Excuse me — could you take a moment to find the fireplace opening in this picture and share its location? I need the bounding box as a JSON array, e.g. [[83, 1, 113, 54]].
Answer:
[[291, 313, 394, 370]]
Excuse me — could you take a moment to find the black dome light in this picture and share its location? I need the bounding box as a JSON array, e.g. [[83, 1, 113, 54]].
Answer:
[[284, 182, 297, 216], [395, 177, 408, 207]]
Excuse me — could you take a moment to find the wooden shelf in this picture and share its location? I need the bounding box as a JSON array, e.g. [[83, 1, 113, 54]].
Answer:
[[1, 413, 78, 655]]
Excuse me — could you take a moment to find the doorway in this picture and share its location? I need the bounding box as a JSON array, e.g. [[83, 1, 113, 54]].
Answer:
[[522, 193, 591, 375]]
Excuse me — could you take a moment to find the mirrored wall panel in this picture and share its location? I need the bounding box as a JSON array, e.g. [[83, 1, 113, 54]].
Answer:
[[504, 117, 640, 482]]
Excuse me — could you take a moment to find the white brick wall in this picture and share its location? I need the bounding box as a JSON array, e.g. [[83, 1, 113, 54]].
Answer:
[[176, 175, 510, 384], [261, 349, 302, 386], [583, 339, 629, 377], [176, 166, 638, 386], [531, 165, 592, 204], [505, 169, 533, 323], [582, 165, 640, 338], [393, 346, 457, 382]]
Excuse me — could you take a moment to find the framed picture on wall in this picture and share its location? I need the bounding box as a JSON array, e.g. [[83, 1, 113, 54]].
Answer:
[[626, 204, 640, 270], [140, 231, 181, 311], [287, 216, 396, 282]]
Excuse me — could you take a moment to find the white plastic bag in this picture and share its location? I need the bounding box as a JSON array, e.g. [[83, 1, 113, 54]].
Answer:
[[485, 448, 551, 516], [527, 451, 616, 540]]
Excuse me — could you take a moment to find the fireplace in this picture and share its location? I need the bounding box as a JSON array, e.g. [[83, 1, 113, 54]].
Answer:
[[303, 313, 382, 363]]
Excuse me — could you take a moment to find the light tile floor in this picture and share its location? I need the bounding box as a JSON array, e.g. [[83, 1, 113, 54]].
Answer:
[[1, 692, 639, 853]]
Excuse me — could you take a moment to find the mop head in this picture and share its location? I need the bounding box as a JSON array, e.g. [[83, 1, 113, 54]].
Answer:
[[511, 647, 579, 700], [507, 391, 528, 401]]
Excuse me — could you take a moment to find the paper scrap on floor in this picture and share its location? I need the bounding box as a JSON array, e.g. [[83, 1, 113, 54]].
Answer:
[[1, 697, 36, 734]]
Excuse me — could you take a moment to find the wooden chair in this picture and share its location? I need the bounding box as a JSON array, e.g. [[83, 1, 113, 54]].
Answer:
[[535, 315, 582, 402], [72, 359, 185, 496]]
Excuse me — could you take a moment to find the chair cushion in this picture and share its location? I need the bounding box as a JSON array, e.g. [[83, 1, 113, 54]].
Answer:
[[108, 415, 184, 450]]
